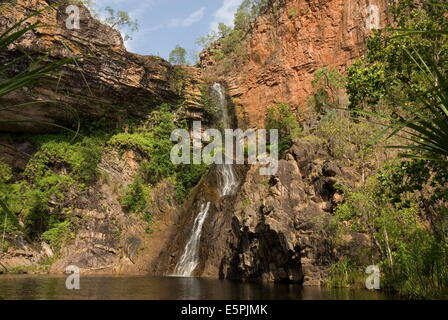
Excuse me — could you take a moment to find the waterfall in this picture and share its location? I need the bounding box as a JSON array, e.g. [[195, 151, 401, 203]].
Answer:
[[173, 83, 239, 277], [211, 83, 239, 197], [174, 202, 211, 276]]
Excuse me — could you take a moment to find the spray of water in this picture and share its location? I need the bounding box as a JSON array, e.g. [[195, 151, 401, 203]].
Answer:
[[174, 202, 211, 276]]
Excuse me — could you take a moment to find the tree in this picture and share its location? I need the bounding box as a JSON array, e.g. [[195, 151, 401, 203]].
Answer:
[[104, 6, 139, 41], [80, 1, 139, 41], [169, 45, 188, 65]]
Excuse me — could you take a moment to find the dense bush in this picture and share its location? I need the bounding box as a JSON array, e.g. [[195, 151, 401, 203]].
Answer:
[[41, 220, 74, 252], [0, 136, 103, 242], [266, 103, 302, 155], [119, 177, 148, 213], [334, 159, 448, 298]]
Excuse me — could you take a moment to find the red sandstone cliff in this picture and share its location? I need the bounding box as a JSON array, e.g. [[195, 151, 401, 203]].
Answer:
[[200, 0, 390, 129]]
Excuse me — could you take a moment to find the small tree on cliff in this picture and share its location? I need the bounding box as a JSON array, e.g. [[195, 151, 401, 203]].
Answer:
[[103, 6, 139, 41], [80, 1, 139, 41], [169, 45, 188, 65]]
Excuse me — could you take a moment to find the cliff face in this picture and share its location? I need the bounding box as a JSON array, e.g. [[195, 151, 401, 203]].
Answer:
[[155, 0, 392, 284], [0, 0, 200, 275], [1, 0, 389, 282], [200, 0, 390, 129], [0, 0, 184, 133]]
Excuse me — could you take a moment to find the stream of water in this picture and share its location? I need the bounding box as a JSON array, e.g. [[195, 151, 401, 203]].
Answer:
[[174, 203, 212, 276], [173, 83, 239, 276]]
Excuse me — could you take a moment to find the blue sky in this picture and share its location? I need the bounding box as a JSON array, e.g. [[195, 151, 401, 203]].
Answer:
[[90, 0, 244, 61]]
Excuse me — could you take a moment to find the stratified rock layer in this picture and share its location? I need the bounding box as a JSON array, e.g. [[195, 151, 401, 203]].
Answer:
[[0, 0, 180, 133], [201, 0, 390, 128]]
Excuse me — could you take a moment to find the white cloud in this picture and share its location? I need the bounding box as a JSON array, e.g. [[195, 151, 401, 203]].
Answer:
[[210, 0, 244, 32], [168, 7, 206, 28]]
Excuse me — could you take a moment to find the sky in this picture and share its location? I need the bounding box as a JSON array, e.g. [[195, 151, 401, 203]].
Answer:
[[90, 0, 244, 61]]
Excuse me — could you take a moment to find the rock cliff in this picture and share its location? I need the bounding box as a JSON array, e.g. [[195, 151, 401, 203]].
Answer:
[[200, 0, 390, 129], [1, 0, 390, 285], [0, 0, 186, 133]]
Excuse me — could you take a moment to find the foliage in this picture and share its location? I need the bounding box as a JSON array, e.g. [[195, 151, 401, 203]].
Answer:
[[308, 68, 347, 114], [119, 177, 148, 213], [26, 136, 102, 185], [41, 220, 74, 252], [324, 258, 363, 288], [335, 3, 448, 298], [0, 135, 102, 242], [169, 45, 188, 66], [83, 1, 139, 41], [196, 0, 269, 65], [317, 111, 376, 164], [174, 163, 209, 202], [347, 1, 448, 112], [109, 104, 209, 203], [141, 212, 154, 235], [266, 103, 302, 155], [199, 85, 220, 124], [334, 159, 448, 299]]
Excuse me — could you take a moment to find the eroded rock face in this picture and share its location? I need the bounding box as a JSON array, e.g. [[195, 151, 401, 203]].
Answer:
[[154, 139, 370, 285], [1, 147, 179, 275], [200, 0, 390, 129], [0, 0, 182, 133], [217, 141, 363, 285]]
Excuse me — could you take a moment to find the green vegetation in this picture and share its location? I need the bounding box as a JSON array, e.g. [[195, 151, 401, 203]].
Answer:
[[322, 1, 448, 299], [169, 45, 188, 66], [334, 159, 448, 298], [0, 135, 102, 243], [266, 103, 302, 155], [0, 4, 211, 265], [308, 67, 347, 114], [81, 1, 139, 41], [119, 177, 148, 213], [41, 220, 75, 252], [109, 104, 209, 203], [324, 258, 364, 288], [142, 212, 155, 235], [0, 8, 82, 252], [196, 0, 269, 69]]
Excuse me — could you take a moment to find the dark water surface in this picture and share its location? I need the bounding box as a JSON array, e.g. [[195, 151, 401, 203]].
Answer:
[[0, 275, 395, 300]]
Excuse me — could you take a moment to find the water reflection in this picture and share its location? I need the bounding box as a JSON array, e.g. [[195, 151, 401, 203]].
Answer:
[[0, 275, 394, 300]]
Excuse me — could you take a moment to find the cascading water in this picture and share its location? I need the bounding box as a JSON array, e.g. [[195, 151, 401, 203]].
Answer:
[[174, 202, 211, 276], [173, 83, 239, 277], [212, 83, 239, 197]]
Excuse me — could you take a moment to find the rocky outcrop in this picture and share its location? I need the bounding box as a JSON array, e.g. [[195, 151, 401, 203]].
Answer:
[[0, 147, 179, 275], [0, 0, 187, 133], [200, 0, 390, 129], [217, 140, 370, 285], [155, 139, 370, 285]]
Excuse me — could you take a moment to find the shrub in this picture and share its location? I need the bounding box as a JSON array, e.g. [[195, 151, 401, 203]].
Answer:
[[26, 136, 102, 185], [175, 164, 209, 201], [119, 177, 148, 213], [266, 103, 302, 154], [325, 258, 363, 288], [41, 220, 74, 252]]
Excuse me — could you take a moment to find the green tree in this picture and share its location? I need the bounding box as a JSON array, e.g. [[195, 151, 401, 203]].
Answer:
[[80, 1, 139, 41], [104, 6, 139, 41], [266, 103, 302, 155], [169, 45, 188, 65]]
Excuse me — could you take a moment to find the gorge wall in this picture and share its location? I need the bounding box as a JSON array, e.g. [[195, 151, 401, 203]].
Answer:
[[0, 0, 202, 274], [1, 0, 391, 284], [156, 0, 392, 284], [201, 0, 390, 129]]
